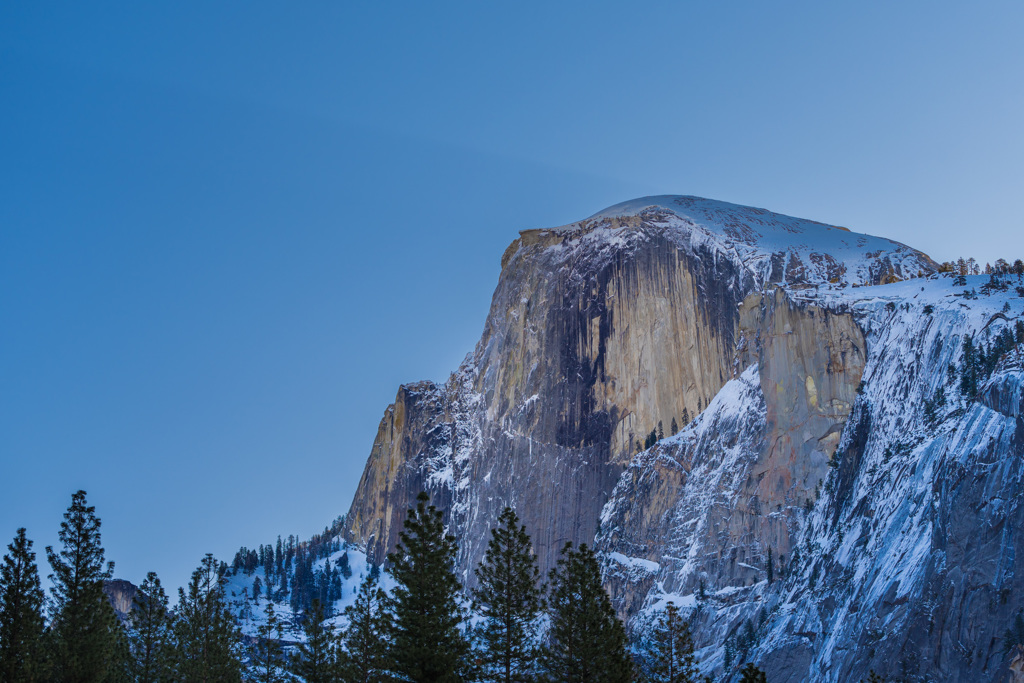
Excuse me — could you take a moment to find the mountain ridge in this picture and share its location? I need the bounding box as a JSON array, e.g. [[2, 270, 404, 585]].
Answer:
[[337, 196, 1022, 682]]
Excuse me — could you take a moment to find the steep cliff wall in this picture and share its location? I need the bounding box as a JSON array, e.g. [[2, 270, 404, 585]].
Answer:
[[332, 195, 1024, 682], [344, 195, 933, 585], [344, 380, 458, 563], [103, 579, 139, 624], [598, 286, 866, 616], [598, 274, 1024, 683], [347, 222, 748, 577]]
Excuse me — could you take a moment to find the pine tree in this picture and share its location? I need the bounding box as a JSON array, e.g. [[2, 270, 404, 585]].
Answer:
[[293, 600, 336, 683], [339, 551, 353, 580], [766, 547, 773, 584], [263, 546, 275, 585], [339, 571, 393, 683], [670, 418, 678, 435], [128, 571, 173, 683], [681, 408, 690, 427], [861, 671, 884, 683], [959, 334, 979, 397], [0, 528, 47, 682], [657, 421, 664, 441], [1006, 611, 1024, 651], [541, 543, 631, 683], [251, 600, 286, 683], [276, 537, 284, 578], [643, 603, 698, 683], [471, 507, 544, 683], [46, 490, 120, 683], [387, 491, 471, 683], [106, 625, 133, 683], [173, 553, 243, 683], [739, 663, 767, 683]]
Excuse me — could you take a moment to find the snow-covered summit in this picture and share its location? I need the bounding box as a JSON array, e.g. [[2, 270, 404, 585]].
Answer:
[[551, 195, 938, 287]]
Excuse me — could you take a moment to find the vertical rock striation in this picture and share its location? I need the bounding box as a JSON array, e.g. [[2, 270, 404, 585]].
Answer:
[[339, 196, 1024, 680], [343, 195, 932, 588]]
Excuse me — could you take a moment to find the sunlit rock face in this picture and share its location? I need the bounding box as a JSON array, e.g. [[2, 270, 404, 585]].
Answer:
[[344, 196, 926, 578], [340, 196, 1024, 681], [346, 212, 749, 580], [597, 274, 1024, 681], [104, 579, 139, 624], [599, 286, 866, 614]]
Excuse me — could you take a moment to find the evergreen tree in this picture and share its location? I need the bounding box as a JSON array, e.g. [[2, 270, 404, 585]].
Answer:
[[46, 490, 120, 683], [471, 507, 544, 683], [541, 543, 631, 683], [643, 603, 698, 683], [960, 334, 980, 397], [861, 672, 884, 683], [681, 408, 690, 427], [738, 663, 767, 683], [387, 491, 471, 683], [670, 418, 678, 435], [252, 576, 263, 602], [339, 551, 353, 580], [338, 572, 392, 683], [263, 546, 275, 584], [127, 572, 172, 683], [1005, 611, 1024, 652], [172, 554, 243, 683], [293, 600, 336, 683], [0, 528, 47, 682], [106, 625, 133, 683], [276, 537, 284, 578], [766, 547, 773, 584], [251, 600, 286, 683], [657, 421, 664, 441]]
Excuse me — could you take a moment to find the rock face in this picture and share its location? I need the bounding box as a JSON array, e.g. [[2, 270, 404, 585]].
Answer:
[[342, 195, 1024, 681], [103, 579, 139, 624], [344, 196, 931, 579], [599, 277, 1024, 683], [599, 286, 867, 615]]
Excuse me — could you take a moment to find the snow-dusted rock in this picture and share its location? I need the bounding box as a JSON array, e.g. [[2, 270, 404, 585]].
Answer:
[[341, 195, 1024, 681]]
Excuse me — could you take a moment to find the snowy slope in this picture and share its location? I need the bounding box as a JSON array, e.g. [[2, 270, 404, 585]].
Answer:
[[598, 270, 1024, 682], [558, 195, 938, 287], [224, 543, 396, 643]]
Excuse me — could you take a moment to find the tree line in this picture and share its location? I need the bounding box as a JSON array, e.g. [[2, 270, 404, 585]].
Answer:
[[1, 490, 779, 682], [0, 490, 247, 682]]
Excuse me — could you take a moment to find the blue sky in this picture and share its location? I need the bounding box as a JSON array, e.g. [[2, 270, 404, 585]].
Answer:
[[2, 1, 1022, 594]]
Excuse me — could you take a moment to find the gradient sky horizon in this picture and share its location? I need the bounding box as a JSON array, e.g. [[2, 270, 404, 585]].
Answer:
[[2, 1, 1023, 595]]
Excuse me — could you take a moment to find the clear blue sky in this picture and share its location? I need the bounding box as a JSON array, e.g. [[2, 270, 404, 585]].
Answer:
[[2, 1, 1022, 595]]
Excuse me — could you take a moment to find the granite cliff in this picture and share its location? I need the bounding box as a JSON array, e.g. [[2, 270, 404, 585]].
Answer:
[[342, 195, 1024, 681]]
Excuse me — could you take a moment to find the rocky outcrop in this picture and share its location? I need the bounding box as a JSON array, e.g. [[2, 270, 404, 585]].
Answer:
[[104, 579, 139, 624], [347, 222, 747, 578], [598, 286, 866, 616], [344, 195, 932, 586], [334, 195, 1024, 682], [343, 380, 456, 566], [599, 271, 1024, 682]]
